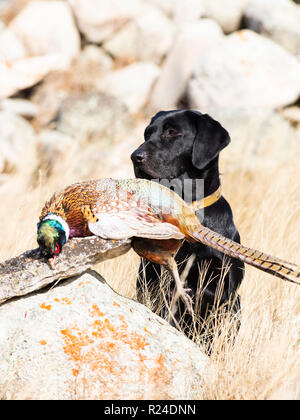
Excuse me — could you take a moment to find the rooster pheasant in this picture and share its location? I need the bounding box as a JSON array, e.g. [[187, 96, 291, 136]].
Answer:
[[37, 178, 300, 313]]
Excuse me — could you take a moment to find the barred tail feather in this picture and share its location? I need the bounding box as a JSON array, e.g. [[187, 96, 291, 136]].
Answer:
[[188, 225, 300, 285]]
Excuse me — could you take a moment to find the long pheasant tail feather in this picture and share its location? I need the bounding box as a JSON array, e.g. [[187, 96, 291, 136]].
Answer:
[[187, 225, 300, 285]]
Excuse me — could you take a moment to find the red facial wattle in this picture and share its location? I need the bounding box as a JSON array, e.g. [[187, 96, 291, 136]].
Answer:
[[54, 243, 60, 255]]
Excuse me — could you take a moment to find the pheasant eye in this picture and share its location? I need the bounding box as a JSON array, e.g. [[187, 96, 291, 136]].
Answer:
[[54, 243, 60, 255]]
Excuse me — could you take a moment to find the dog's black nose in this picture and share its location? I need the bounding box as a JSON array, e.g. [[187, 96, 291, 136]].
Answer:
[[131, 150, 147, 164]]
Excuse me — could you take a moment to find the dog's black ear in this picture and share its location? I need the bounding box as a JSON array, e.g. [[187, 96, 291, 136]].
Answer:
[[191, 113, 231, 170]]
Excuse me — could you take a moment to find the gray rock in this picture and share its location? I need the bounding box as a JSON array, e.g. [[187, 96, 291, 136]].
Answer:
[[203, 0, 248, 33], [0, 54, 69, 100], [188, 30, 300, 114], [97, 62, 160, 114], [0, 270, 210, 400], [30, 47, 114, 128], [148, 0, 205, 22], [243, 0, 300, 55], [4, 1, 79, 61], [150, 19, 224, 111], [213, 109, 300, 171], [103, 6, 175, 65], [68, 0, 144, 43], [35, 129, 78, 179], [170, 0, 205, 24], [0, 98, 38, 118], [55, 92, 133, 144], [78, 45, 114, 74], [0, 236, 131, 305], [0, 1, 80, 98], [0, 111, 35, 173]]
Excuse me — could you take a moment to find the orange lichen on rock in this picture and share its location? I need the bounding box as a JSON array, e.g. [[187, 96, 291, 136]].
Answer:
[[61, 327, 94, 364], [59, 303, 171, 395], [152, 354, 168, 385], [118, 314, 128, 327], [40, 302, 52, 311], [61, 297, 72, 305], [90, 304, 105, 317], [143, 327, 152, 336]]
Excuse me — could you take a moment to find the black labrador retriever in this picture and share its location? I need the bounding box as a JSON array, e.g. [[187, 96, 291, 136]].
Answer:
[[130, 110, 244, 339]]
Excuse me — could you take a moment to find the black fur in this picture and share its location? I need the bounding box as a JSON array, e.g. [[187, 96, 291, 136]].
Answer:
[[131, 110, 244, 338]]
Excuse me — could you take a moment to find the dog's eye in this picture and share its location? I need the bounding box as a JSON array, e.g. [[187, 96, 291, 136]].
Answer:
[[165, 127, 181, 138]]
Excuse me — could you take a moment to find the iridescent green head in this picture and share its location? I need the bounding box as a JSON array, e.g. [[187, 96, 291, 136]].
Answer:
[[37, 214, 69, 258]]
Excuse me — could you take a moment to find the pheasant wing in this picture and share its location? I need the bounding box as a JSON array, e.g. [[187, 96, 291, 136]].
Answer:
[[88, 210, 184, 240]]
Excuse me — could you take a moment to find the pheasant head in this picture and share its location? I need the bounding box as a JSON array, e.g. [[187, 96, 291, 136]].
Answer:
[[37, 214, 69, 258]]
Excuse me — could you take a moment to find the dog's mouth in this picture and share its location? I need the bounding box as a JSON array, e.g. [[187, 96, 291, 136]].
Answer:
[[133, 165, 160, 181], [134, 164, 178, 182]]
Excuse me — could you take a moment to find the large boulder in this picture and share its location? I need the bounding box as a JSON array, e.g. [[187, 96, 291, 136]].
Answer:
[[148, 0, 205, 22], [243, 0, 300, 55], [188, 30, 300, 114], [70, 45, 114, 83], [0, 1, 80, 98], [169, 0, 205, 24], [30, 46, 114, 128], [150, 19, 224, 111], [0, 111, 35, 173], [202, 0, 248, 33], [34, 129, 78, 179], [103, 6, 175, 65], [68, 0, 144, 43], [0, 270, 210, 400], [216, 109, 300, 171], [55, 92, 133, 145], [0, 55, 68, 100], [97, 62, 160, 114]]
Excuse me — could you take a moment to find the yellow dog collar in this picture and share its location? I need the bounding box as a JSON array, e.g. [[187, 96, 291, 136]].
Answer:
[[191, 185, 222, 212]]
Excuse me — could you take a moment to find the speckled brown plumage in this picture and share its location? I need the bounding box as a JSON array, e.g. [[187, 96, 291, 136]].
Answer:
[[41, 180, 103, 237], [40, 179, 174, 239]]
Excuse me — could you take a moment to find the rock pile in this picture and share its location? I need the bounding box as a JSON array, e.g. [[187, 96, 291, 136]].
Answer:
[[0, 0, 298, 175]]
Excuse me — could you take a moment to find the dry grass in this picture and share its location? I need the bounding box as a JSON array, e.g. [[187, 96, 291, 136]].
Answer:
[[205, 159, 300, 400], [0, 121, 299, 400]]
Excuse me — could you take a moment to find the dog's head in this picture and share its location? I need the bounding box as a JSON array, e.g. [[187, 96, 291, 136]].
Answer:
[[131, 110, 230, 180]]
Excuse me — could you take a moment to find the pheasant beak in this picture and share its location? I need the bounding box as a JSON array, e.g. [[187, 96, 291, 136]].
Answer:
[[49, 244, 61, 269], [49, 256, 56, 270]]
